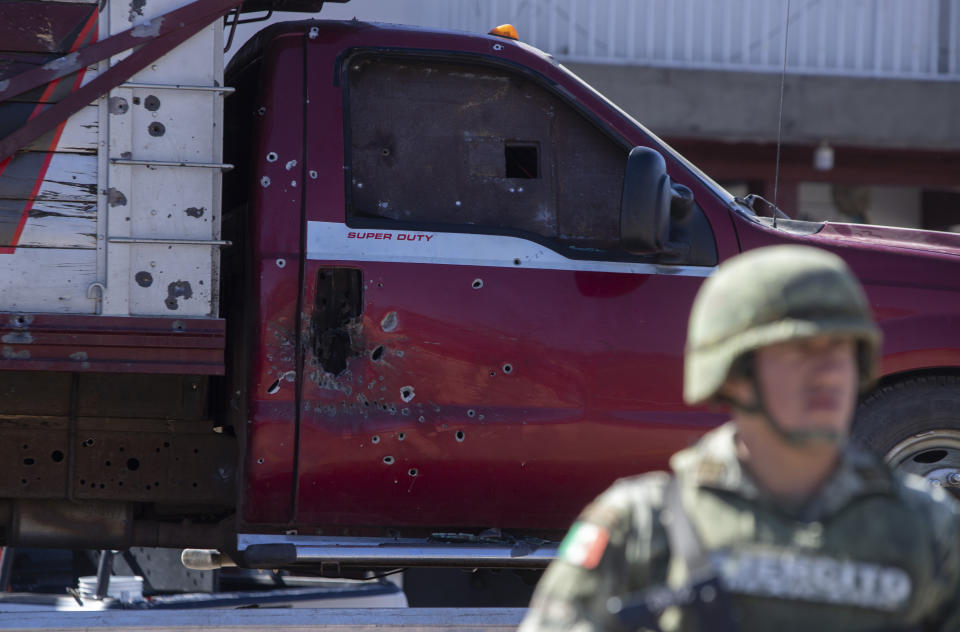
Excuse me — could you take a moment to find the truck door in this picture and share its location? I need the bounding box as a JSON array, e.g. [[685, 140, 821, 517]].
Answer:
[[296, 48, 721, 532]]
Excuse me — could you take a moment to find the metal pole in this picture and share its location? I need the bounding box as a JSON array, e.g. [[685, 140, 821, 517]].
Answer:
[[0, 547, 15, 592], [94, 550, 114, 599]]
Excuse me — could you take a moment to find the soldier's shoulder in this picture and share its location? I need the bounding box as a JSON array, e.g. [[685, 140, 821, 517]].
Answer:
[[578, 471, 671, 528]]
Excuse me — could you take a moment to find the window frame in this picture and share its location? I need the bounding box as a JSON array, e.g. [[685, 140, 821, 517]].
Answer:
[[338, 48, 680, 264]]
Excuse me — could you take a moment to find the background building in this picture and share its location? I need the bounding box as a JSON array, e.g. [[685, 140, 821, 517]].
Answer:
[[235, 0, 960, 229]]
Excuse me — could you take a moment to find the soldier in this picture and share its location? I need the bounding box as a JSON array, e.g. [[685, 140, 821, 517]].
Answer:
[[520, 245, 960, 631]]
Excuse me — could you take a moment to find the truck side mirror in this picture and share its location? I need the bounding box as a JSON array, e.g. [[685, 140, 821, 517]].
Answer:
[[620, 146, 672, 254]]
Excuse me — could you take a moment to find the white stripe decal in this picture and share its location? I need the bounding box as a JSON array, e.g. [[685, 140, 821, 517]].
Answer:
[[306, 221, 715, 277]]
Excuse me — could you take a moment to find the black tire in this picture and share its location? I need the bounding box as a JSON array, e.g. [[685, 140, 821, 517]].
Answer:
[[851, 375, 960, 486]]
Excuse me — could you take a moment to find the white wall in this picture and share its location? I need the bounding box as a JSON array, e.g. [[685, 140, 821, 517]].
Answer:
[[797, 182, 921, 228]]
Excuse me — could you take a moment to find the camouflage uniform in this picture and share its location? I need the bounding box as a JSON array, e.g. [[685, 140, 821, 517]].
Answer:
[[520, 423, 960, 631], [522, 246, 960, 631]]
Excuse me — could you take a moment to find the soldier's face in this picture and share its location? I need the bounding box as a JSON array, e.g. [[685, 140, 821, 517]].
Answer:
[[752, 335, 859, 437]]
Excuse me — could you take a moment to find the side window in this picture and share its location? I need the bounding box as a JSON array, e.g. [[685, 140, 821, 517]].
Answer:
[[345, 54, 628, 255]]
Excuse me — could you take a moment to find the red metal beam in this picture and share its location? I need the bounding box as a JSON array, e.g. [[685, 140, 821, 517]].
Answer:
[[0, 0, 243, 162], [0, 313, 225, 374]]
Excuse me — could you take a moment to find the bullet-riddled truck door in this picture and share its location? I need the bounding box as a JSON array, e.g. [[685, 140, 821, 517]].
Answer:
[[297, 50, 717, 531]]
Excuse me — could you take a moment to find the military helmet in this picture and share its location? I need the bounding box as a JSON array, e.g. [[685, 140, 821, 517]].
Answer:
[[684, 245, 882, 406]]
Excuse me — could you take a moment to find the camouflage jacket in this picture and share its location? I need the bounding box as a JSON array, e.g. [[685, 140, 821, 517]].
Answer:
[[520, 423, 960, 632]]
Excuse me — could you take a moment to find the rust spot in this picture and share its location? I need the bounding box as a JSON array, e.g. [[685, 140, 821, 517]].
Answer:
[[135, 271, 153, 287], [184, 207, 205, 218], [165, 281, 193, 310]]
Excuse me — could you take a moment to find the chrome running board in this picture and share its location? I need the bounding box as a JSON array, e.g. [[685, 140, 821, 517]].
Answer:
[[233, 534, 559, 570]]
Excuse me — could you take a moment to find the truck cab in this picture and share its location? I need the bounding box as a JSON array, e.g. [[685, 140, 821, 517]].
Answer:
[[2, 1, 959, 572]]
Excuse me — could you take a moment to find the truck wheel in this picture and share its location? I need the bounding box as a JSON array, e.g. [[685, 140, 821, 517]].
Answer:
[[851, 375, 960, 491]]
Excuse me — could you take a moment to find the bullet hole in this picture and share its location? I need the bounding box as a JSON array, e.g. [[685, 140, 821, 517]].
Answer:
[[380, 148, 390, 157], [408, 468, 418, 477], [51, 450, 64, 462], [257, 106, 266, 116], [490, 371, 496, 377], [108, 96, 128, 114], [147, 122, 165, 137], [22, 457, 34, 466], [144, 94, 161, 111], [371, 345, 385, 361], [172, 320, 185, 332], [513, 258, 521, 266], [82, 438, 95, 447], [135, 271, 153, 287], [126, 458, 140, 471], [381, 311, 398, 332], [503, 363, 513, 374], [401, 408, 410, 416], [266, 379, 281, 394], [455, 430, 466, 442], [397, 432, 406, 442], [165, 280, 193, 310], [184, 206, 205, 218], [467, 409, 476, 418], [257, 458, 264, 464], [371, 435, 380, 444], [132, 97, 141, 105], [383, 456, 395, 465], [266, 152, 278, 162], [472, 279, 483, 289], [261, 176, 271, 187], [285, 159, 297, 170], [105, 460, 111, 467], [192, 482, 198, 488], [309, 170, 318, 179], [418, 416, 425, 423], [107, 188, 127, 207], [276, 258, 286, 268], [20, 479, 27, 485], [163, 441, 170, 448], [400, 386, 415, 403]]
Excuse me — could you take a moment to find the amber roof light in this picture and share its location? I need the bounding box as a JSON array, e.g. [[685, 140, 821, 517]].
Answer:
[[488, 24, 519, 40]]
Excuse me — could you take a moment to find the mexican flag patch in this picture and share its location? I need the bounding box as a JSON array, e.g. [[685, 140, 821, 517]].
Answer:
[[558, 521, 610, 569]]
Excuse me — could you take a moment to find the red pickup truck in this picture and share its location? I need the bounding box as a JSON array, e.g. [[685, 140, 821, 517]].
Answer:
[[1, 0, 958, 573]]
